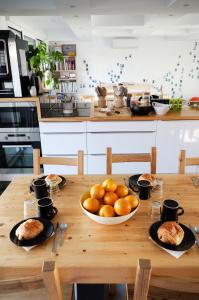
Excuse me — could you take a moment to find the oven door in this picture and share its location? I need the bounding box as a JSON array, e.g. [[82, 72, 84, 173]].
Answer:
[[0, 102, 39, 129], [0, 141, 41, 179]]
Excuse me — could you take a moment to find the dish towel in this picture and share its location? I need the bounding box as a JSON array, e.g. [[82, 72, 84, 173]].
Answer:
[[23, 232, 54, 252], [149, 237, 186, 258]]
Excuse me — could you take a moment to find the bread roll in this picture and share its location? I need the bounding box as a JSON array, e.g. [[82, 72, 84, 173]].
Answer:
[[138, 174, 156, 186], [16, 219, 44, 240], [45, 174, 62, 185], [157, 221, 184, 246]]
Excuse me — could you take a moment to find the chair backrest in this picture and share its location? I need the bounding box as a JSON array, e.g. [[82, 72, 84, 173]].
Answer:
[[33, 149, 84, 176], [179, 149, 199, 174], [133, 258, 151, 300], [106, 147, 157, 175], [0, 261, 63, 300]]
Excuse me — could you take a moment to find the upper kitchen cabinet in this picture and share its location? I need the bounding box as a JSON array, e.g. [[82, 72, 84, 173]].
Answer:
[[156, 120, 199, 173]]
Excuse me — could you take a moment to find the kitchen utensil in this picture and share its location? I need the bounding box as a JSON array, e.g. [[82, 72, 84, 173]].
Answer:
[[189, 224, 199, 248], [194, 226, 199, 234], [59, 223, 68, 246], [130, 103, 151, 115], [152, 102, 171, 115], [52, 222, 59, 253]]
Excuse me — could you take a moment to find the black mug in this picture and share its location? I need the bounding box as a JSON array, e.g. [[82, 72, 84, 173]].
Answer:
[[137, 180, 151, 200], [32, 179, 48, 199], [38, 197, 58, 220], [161, 199, 184, 222]]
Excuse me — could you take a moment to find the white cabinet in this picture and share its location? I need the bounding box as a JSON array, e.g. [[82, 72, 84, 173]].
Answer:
[[39, 121, 87, 175], [40, 133, 86, 155], [156, 120, 199, 173], [87, 121, 157, 174]]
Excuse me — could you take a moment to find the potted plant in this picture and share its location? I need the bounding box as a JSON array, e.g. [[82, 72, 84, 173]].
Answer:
[[27, 42, 63, 94]]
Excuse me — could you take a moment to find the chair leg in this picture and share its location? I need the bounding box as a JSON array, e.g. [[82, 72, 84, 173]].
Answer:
[[151, 147, 157, 174], [133, 259, 151, 300], [42, 261, 63, 300], [33, 148, 41, 176], [179, 150, 186, 174]]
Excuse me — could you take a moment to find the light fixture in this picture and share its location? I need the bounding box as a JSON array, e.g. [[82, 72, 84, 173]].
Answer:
[[184, 3, 190, 7], [69, 4, 76, 8], [73, 15, 79, 18], [169, 14, 173, 16]]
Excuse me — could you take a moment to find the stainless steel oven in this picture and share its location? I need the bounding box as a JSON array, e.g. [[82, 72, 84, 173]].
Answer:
[[0, 102, 41, 180]]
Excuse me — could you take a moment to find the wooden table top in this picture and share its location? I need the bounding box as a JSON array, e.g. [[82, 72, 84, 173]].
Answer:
[[0, 174, 199, 291]]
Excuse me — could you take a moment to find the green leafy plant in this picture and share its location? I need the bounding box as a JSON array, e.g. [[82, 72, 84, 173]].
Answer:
[[27, 42, 63, 89]]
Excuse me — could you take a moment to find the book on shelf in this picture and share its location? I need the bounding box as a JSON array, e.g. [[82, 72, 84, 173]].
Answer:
[[58, 81, 77, 93], [56, 57, 76, 71]]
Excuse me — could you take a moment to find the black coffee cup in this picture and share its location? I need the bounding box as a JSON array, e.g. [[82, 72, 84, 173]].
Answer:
[[137, 180, 151, 200], [161, 199, 184, 222], [38, 197, 58, 220], [32, 179, 48, 199]]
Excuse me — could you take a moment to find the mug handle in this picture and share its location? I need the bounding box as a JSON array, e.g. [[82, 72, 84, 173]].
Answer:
[[177, 206, 184, 216], [131, 184, 139, 193], [47, 206, 58, 218]]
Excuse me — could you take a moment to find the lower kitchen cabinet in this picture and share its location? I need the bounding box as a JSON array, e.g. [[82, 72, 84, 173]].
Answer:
[[43, 155, 87, 175], [87, 155, 152, 174], [156, 120, 199, 173]]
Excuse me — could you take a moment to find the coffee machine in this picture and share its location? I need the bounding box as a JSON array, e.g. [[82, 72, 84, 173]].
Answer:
[[0, 30, 30, 97]]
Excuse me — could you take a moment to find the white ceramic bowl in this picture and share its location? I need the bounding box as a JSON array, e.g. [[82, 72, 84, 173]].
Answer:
[[80, 191, 140, 225], [152, 102, 171, 115]]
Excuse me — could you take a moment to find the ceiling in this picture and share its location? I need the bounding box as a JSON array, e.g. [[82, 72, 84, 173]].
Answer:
[[2, 0, 199, 42]]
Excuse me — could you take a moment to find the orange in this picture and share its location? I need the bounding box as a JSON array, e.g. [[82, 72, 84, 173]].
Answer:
[[115, 184, 129, 198], [90, 184, 105, 200], [99, 205, 115, 217], [114, 198, 132, 216], [102, 179, 117, 192], [83, 197, 100, 213], [125, 195, 139, 210], [104, 192, 118, 206]]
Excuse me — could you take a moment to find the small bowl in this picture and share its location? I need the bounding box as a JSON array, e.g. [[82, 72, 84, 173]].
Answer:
[[130, 104, 151, 116], [152, 102, 171, 115], [80, 190, 140, 225]]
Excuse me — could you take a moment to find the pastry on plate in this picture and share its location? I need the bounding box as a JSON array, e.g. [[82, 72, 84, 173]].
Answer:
[[138, 174, 156, 187], [45, 174, 62, 186], [157, 221, 184, 246], [15, 219, 44, 240]]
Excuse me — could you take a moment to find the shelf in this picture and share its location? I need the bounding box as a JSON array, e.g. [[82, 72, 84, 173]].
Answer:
[[56, 70, 76, 72], [57, 92, 77, 94], [59, 79, 77, 81]]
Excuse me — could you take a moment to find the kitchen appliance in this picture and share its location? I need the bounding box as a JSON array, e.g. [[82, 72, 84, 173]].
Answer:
[[0, 102, 41, 180], [130, 101, 152, 115], [0, 30, 30, 97]]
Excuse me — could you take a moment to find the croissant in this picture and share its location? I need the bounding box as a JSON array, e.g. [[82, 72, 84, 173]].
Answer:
[[157, 221, 184, 246], [16, 219, 44, 240]]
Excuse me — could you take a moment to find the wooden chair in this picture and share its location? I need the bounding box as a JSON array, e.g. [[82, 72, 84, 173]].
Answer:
[[179, 149, 199, 174], [0, 261, 63, 300], [133, 258, 151, 300], [33, 149, 84, 176], [106, 147, 157, 175]]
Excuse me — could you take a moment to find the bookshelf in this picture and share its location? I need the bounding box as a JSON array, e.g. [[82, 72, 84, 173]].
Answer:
[[53, 44, 78, 94]]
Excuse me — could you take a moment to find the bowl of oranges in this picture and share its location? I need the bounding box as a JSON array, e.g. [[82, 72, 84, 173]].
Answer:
[[80, 178, 139, 225]]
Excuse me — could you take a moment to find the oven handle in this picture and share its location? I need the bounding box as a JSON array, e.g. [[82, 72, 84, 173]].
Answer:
[[7, 134, 26, 137], [2, 145, 32, 148]]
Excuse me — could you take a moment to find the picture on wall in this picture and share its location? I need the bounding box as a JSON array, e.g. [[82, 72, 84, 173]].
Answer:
[[62, 44, 76, 56]]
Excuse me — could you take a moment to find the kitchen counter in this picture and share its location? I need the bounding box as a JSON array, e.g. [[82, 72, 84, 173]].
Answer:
[[39, 104, 199, 122], [1, 97, 199, 121]]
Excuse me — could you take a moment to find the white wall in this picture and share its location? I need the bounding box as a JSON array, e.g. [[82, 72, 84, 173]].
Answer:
[[76, 38, 199, 99]]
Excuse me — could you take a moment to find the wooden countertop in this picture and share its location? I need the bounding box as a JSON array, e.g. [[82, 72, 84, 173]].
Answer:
[[1, 97, 199, 121], [0, 174, 199, 292]]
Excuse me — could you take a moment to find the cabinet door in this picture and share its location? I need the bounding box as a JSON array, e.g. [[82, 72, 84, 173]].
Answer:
[[87, 121, 156, 132], [87, 155, 152, 175], [43, 155, 87, 175], [40, 133, 86, 155], [87, 132, 156, 154], [39, 122, 86, 133], [157, 121, 199, 173]]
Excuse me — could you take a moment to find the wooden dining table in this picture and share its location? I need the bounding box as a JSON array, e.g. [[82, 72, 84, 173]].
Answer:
[[0, 174, 199, 293]]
